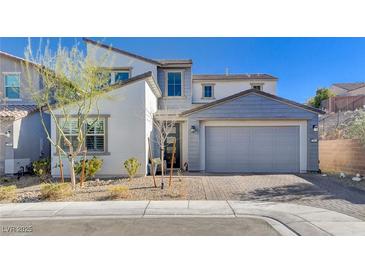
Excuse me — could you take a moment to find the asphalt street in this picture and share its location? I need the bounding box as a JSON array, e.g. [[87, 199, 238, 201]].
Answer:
[[0, 217, 280, 236]]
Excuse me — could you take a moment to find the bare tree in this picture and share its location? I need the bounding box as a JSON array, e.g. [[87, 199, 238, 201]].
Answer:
[[24, 39, 111, 189], [146, 108, 179, 189]]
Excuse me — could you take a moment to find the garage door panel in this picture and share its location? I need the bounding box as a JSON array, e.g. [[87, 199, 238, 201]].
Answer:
[[228, 127, 250, 171], [205, 126, 300, 173]]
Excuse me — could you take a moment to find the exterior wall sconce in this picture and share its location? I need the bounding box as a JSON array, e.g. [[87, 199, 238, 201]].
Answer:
[[0, 130, 11, 138], [313, 125, 318, 132], [190, 125, 197, 133]]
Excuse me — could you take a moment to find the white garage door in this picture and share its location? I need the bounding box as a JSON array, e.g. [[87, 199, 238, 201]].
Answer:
[[205, 126, 300, 173]]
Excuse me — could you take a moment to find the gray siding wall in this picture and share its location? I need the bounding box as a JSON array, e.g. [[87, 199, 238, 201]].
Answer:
[[0, 112, 50, 175], [307, 115, 319, 171], [13, 112, 51, 161], [0, 54, 41, 104], [187, 117, 200, 171], [157, 67, 192, 111], [0, 120, 12, 175], [186, 93, 319, 172]]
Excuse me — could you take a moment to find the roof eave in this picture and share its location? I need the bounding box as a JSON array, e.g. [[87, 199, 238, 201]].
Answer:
[[83, 38, 162, 66], [181, 89, 324, 116]]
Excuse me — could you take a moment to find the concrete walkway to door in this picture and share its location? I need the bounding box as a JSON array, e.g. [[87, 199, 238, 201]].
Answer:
[[197, 173, 365, 221]]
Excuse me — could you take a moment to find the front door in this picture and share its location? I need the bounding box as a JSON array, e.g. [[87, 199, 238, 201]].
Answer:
[[165, 123, 181, 169]]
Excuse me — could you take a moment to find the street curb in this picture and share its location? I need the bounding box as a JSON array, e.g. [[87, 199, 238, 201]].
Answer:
[[1, 200, 365, 236]]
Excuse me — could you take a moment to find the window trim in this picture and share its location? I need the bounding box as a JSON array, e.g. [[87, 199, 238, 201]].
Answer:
[[85, 118, 107, 153], [201, 83, 215, 99], [55, 115, 110, 156], [3, 72, 21, 100], [165, 70, 184, 97], [250, 83, 264, 91]]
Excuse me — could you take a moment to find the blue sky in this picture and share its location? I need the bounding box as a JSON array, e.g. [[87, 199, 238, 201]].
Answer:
[[1, 37, 365, 103]]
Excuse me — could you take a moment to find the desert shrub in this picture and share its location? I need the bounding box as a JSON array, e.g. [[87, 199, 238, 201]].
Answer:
[[0, 185, 17, 201], [40, 183, 73, 200], [32, 158, 51, 182], [109, 185, 129, 199], [74, 156, 103, 179], [123, 157, 141, 180], [344, 109, 365, 145], [0, 177, 10, 183]]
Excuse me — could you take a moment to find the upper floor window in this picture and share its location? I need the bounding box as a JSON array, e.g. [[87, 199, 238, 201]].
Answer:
[[251, 83, 263, 91], [107, 70, 130, 85], [202, 84, 214, 98], [4, 74, 20, 99], [114, 71, 130, 83], [167, 72, 182, 96]]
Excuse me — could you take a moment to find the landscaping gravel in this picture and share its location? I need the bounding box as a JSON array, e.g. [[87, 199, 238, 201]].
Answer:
[[1, 175, 206, 203]]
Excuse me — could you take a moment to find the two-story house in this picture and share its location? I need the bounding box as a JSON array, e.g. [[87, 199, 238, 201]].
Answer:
[[0, 51, 50, 175], [50, 38, 323, 177]]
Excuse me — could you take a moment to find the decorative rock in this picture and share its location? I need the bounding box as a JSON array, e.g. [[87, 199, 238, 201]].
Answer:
[[352, 176, 362, 182], [340, 172, 346, 179]]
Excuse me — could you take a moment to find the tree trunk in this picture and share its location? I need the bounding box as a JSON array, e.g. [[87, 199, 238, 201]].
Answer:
[[148, 137, 157, 188], [160, 146, 165, 189], [57, 147, 65, 184], [80, 149, 87, 187], [68, 157, 77, 190], [169, 139, 176, 187], [67, 145, 76, 190]]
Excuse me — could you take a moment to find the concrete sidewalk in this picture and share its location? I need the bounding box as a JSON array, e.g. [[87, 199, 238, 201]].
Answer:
[[1, 200, 365, 236]]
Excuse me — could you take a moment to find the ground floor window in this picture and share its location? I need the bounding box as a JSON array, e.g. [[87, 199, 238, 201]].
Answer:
[[60, 117, 106, 153]]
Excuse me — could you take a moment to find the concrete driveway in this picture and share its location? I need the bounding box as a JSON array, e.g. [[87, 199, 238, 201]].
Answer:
[[199, 174, 365, 220]]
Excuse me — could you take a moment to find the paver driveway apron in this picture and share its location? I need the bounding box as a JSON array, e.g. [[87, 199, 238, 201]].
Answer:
[[200, 174, 365, 221]]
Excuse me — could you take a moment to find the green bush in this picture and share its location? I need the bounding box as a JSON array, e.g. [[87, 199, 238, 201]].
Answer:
[[123, 157, 141, 180], [32, 158, 51, 182], [40, 183, 73, 200], [0, 185, 17, 201], [307, 88, 334, 108], [74, 156, 103, 179], [109, 185, 129, 199]]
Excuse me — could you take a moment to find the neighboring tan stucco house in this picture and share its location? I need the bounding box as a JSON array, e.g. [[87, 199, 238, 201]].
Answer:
[[50, 38, 323, 177], [0, 51, 50, 175], [330, 82, 365, 96]]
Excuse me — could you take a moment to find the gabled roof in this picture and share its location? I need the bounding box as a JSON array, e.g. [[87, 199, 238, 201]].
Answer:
[[332, 82, 365, 91], [0, 105, 38, 120], [83, 38, 193, 68], [181, 89, 324, 116], [84, 38, 162, 65], [0, 50, 39, 67], [193, 73, 277, 81]]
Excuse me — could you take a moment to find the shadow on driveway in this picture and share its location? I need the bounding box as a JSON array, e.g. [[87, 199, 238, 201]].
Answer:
[[234, 173, 365, 205]]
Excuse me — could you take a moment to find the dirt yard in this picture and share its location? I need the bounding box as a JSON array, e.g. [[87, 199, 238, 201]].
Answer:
[[0, 175, 206, 203]]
